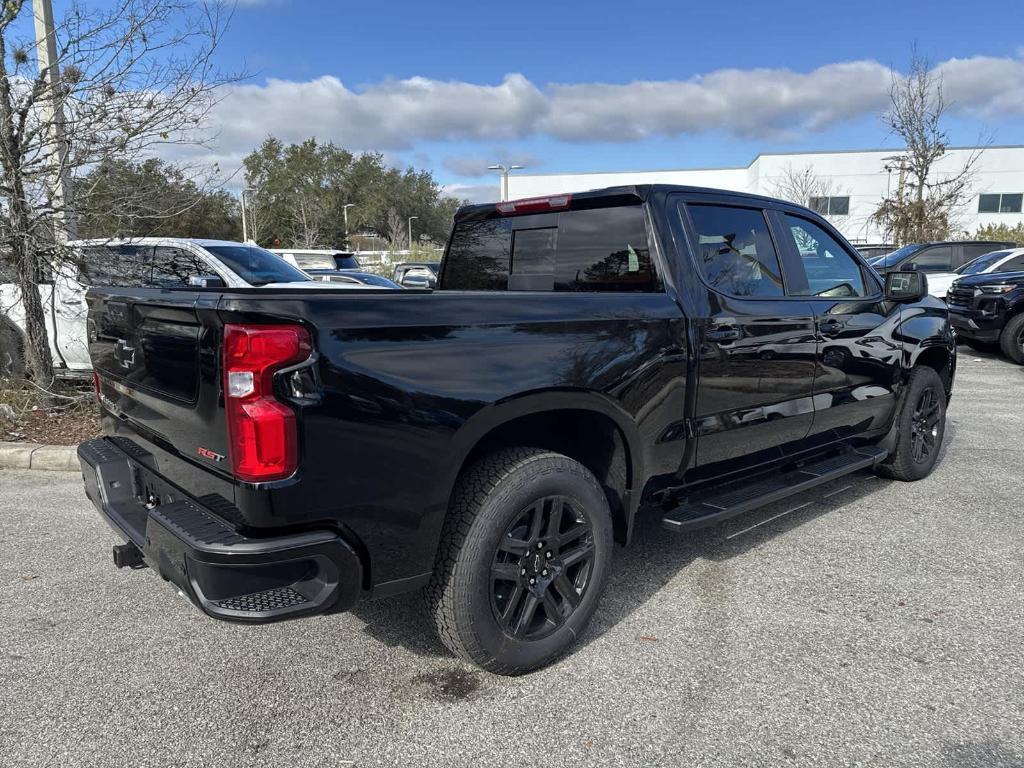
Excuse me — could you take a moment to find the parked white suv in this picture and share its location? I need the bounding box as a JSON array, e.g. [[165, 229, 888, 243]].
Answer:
[[0, 238, 352, 379], [928, 247, 1024, 298]]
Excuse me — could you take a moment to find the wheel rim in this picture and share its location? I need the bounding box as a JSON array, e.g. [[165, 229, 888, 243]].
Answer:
[[490, 496, 596, 641], [910, 386, 941, 464]]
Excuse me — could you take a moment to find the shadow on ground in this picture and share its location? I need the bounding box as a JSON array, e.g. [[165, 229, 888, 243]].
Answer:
[[351, 425, 957, 663]]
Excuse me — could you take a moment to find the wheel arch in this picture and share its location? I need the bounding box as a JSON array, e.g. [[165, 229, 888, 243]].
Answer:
[[443, 391, 645, 544]]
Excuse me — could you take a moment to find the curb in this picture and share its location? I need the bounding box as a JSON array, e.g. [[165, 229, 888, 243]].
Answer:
[[0, 441, 79, 472]]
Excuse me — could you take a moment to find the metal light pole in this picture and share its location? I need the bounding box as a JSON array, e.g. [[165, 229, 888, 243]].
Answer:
[[342, 203, 355, 240], [240, 190, 249, 243], [488, 164, 525, 202], [33, 0, 76, 241], [407, 216, 418, 250]]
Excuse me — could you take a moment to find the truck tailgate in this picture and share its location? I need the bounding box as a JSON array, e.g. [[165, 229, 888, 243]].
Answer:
[[87, 287, 231, 480]]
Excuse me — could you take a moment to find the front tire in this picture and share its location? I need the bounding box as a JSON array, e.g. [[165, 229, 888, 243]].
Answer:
[[998, 313, 1024, 364], [876, 365, 947, 481], [425, 448, 613, 675]]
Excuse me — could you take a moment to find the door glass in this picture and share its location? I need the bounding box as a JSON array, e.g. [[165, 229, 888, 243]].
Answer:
[[1002, 255, 1024, 272], [782, 215, 866, 298], [686, 204, 785, 297], [904, 246, 952, 272], [77, 246, 154, 287], [151, 247, 214, 288]]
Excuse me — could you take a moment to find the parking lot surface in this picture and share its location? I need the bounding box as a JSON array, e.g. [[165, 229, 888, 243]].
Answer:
[[2, 350, 1022, 767]]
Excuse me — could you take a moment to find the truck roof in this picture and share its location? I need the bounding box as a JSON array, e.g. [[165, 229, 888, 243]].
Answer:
[[68, 237, 251, 249], [454, 184, 815, 221]]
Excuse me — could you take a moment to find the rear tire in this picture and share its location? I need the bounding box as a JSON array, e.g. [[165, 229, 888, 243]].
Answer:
[[876, 366, 947, 481], [425, 447, 613, 675], [998, 314, 1024, 364]]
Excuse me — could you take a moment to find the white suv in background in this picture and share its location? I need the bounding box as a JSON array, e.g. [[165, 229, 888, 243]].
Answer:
[[928, 248, 1024, 298], [0, 238, 350, 379]]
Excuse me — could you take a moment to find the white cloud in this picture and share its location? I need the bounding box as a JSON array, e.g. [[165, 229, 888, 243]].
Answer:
[[542, 61, 895, 141], [174, 54, 1024, 178]]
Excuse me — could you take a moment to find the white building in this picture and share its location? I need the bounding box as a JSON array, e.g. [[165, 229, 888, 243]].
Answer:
[[506, 145, 1024, 244]]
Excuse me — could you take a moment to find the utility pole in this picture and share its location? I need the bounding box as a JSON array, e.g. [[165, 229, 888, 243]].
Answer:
[[488, 164, 525, 202], [407, 216, 418, 250], [33, 0, 77, 242]]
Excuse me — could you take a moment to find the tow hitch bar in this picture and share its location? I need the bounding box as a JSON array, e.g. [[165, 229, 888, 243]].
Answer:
[[112, 542, 146, 570]]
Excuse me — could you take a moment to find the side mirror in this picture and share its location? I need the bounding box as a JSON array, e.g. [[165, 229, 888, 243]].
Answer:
[[188, 274, 225, 288], [885, 271, 928, 302]]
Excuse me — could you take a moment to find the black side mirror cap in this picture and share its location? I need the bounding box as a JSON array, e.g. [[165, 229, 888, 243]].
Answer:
[[885, 271, 928, 302], [188, 274, 226, 288]]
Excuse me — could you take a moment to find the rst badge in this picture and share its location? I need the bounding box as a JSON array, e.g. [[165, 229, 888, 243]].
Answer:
[[196, 447, 224, 463]]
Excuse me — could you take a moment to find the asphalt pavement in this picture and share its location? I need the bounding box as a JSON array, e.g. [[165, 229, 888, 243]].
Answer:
[[1, 349, 1022, 767]]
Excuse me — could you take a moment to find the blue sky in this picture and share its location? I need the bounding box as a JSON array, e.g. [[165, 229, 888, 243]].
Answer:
[[102, 0, 1024, 198]]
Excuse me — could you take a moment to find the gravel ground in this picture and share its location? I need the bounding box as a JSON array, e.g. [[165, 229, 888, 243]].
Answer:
[[1, 349, 1022, 767]]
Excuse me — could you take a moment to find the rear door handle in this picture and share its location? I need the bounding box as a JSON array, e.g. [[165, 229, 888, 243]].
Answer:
[[817, 318, 844, 335], [706, 327, 740, 342]]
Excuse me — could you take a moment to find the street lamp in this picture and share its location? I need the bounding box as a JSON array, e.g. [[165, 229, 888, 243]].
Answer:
[[488, 164, 525, 202], [407, 216, 418, 251], [240, 190, 249, 243], [342, 203, 355, 241]]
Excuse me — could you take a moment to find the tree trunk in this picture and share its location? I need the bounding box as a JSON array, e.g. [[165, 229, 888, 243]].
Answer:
[[0, 39, 55, 386]]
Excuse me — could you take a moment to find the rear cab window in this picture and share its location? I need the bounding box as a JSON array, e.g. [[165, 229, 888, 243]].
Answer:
[[441, 200, 660, 292]]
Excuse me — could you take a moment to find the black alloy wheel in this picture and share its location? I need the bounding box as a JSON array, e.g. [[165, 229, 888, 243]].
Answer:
[[490, 496, 595, 640], [910, 386, 941, 464]]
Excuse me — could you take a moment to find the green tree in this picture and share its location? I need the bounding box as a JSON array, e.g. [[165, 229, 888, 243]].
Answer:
[[972, 222, 1024, 246], [242, 138, 462, 249], [75, 159, 241, 240]]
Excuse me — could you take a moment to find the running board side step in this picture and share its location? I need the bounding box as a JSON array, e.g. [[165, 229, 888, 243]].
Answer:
[[661, 446, 888, 533]]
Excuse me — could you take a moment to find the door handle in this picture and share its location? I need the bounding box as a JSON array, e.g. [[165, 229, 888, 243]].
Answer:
[[817, 318, 844, 335], [706, 327, 740, 342], [61, 298, 81, 306]]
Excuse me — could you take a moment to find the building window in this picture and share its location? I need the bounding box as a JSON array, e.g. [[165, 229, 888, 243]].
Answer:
[[809, 196, 850, 216], [979, 193, 1023, 214]]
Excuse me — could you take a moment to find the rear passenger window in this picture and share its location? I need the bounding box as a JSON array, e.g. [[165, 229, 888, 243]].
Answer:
[[905, 246, 952, 272], [77, 246, 154, 287], [150, 247, 213, 288], [686, 204, 785, 297], [1003, 255, 1024, 272]]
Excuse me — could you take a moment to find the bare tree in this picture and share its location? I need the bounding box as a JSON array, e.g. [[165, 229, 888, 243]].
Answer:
[[385, 208, 405, 250], [769, 163, 845, 213], [0, 0, 236, 385], [871, 51, 983, 244]]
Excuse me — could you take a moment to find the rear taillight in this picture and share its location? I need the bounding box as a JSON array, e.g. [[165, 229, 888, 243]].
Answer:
[[222, 324, 312, 483], [92, 371, 101, 402]]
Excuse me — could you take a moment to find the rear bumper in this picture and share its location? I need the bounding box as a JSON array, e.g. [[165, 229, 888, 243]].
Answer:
[[78, 437, 362, 622]]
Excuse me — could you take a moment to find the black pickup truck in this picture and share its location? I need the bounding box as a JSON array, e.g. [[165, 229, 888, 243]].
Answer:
[[947, 270, 1024, 363], [78, 186, 955, 674]]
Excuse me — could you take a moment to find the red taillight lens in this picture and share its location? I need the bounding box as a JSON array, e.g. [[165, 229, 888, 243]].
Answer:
[[222, 324, 311, 482], [92, 371, 101, 402]]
